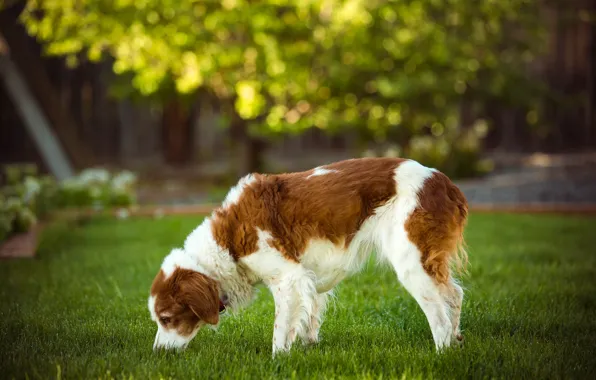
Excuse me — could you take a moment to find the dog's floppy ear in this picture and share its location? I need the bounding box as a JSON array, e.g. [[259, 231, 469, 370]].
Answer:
[[180, 271, 220, 325]]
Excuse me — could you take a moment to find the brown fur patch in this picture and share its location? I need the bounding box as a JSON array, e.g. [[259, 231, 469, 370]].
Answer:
[[211, 158, 405, 261], [405, 171, 469, 284], [150, 268, 220, 335]]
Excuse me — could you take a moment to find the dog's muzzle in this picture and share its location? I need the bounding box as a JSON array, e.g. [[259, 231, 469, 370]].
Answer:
[[152, 330, 190, 352]]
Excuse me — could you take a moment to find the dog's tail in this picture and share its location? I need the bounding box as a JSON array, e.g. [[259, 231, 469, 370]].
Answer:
[[448, 182, 469, 276], [413, 172, 469, 284]]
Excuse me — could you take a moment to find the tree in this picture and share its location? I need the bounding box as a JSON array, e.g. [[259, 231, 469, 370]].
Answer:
[[12, 0, 549, 173]]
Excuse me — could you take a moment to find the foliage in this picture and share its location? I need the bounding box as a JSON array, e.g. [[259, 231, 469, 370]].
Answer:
[[18, 0, 548, 140], [57, 168, 138, 210], [1, 214, 596, 378], [362, 119, 494, 179], [0, 164, 51, 242], [0, 164, 138, 243]]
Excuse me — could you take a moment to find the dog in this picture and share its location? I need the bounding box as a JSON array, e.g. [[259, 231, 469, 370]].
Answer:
[[148, 157, 468, 355]]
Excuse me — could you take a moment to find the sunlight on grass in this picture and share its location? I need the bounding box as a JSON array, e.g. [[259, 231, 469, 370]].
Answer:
[[1, 214, 595, 378]]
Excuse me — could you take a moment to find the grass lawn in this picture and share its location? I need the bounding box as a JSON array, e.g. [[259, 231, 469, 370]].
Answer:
[[1, 213, 596, 379]]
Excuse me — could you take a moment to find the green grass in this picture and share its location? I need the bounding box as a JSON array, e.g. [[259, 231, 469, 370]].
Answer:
[[1, 214, 596, 379]]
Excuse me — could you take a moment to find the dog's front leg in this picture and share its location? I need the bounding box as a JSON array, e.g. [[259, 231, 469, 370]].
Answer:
[[270, 282, 293, 356], [270, 270, 317, 356], [299, 291, 330, 345]]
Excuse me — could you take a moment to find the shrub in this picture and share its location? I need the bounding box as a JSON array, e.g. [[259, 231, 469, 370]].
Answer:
[[0, 164, 45, 243], [56, 168, 137, 210], [362, 121, 493, 180], [0, 165, 138, 243]]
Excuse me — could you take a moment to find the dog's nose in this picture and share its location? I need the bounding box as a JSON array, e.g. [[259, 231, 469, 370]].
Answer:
[[153, 336, 186, 352], [153, 341, 170, 352], [153, 342, 186, 352]]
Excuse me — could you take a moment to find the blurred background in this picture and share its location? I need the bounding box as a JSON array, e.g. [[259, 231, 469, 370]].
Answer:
[[2, 4, 596, 377], [0, 0, 595, 209]]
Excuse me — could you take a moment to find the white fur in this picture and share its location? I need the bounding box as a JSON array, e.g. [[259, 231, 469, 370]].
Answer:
[[161, 248, 204, 278], [150, 159, 461, 355], [183, 218, 257, 312], [153, 322, 200, 351], [222, 174, 256, 208], [307, 167, 338, 178], [376, 160, 451, 350], [300, 239, 352, 293], [148, 295, 157, 322], [241, 229, 318, 354]]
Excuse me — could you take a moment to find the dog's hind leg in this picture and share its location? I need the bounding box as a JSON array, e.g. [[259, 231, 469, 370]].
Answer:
[[381, 238, 452, 351], [439, 278, 464, 343]]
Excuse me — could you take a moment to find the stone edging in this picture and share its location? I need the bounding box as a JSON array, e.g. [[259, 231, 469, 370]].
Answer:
[[468, 203, 596, 214], [0, 223, 45, 259], [53, 203, 596, 219]]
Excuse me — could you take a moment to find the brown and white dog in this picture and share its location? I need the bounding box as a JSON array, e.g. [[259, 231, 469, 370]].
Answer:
[[148, 157, 468, 355]]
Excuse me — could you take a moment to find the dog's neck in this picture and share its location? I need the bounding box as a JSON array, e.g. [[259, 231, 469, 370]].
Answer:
[[183, 218, 256, 313]]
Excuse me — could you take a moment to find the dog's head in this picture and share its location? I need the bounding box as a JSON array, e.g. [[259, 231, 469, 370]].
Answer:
[[148, 249, 223, 351]]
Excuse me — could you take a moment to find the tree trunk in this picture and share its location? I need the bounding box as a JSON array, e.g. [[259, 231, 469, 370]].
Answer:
[[498, 108, 519, 152], [90, 61, 119, 161], [193, 93, 219, 161], [162, 97, 191, 165], [482, 99, 502, 151], [459, 92, 475, 130], [118, 99, 137, 162], [230, 117, 265, 177]]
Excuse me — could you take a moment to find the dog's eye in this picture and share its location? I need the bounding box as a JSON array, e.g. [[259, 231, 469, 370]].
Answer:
[[159, 317, 171, 325]]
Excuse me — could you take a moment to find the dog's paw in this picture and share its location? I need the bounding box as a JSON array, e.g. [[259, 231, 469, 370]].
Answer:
[[303, 340, 319, 347], [453, 334, 465, 347], [271, 345, 291, 358], [298, 333, 319, 347]]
